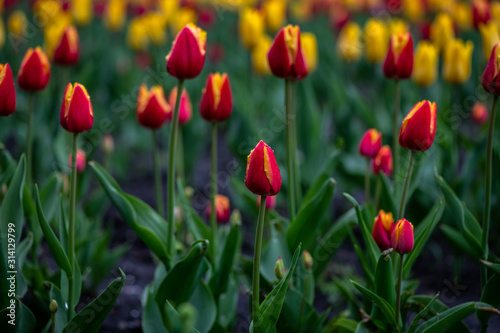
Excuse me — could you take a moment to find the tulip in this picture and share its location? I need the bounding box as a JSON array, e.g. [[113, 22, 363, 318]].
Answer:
[[257, 195, 277, 211], [0, 63, 16, 116], [364, 19, 388, 63], [301, 32, 318, 73], [7, 10, 27, 38], [391, 218, 414, 254], [136, 84, 170, 129], [453, 2, 472, 31], [402, 0, 424, 22], [68, 149, 86, 173], [359, 129, 382, 158], [200, 73, 233, 122], [252, 35, 272, 75], [412, 41, 438, 87], [383, 32, 414, 80], [102, 134, 114, 154], [302, 250, 313, 270], [170, 7, 197, 35], [0, 17, 4, 50], [337, 22, 362, 62], [372, 210, 394, 250], [205, 194, 231, 224], [166, 23, 206, 80], [472, 101, 489, 125], [479, 22, 500, 61], [482, 44, 500, 95], [71, 0, 93, 26], [263, 0, 286, 33], [399, 100, 437, 152], [167, 86, 192, 125], [274, 256, 285, 280], [268, 25, 308, 80], [144, 13, 168, 47], [473, 0, 491, 29], [60, 83, 94, 133], [18, 47, 51, 92], [372, 145, 393, 176], [430, 13, 454, 52], [53, 26, 80, 66], [104, 0, 126, 32], [159, 0, 179, 22], [127, 17, 149, 52], [388, 18, 408, 36], [245, 141, 282, 196], [443, 39, 474, 85], [239, 8, 265, 50], [492, 2, 500, 29]]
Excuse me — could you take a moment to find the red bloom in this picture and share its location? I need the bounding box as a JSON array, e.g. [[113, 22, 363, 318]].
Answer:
[[383, 33, 414, 80], [0, 63, 16, 116], [206, 194, 231, 224], [167, 86, 192, 125], [372, 210, 394, 250], [267, 25, 308, 80], [200, 73, 232, 122], [391, 218, 414, 254], [482, 43, 500, 95], [472, 102, 488, 125], [17, 47, 51, 92], [372, 145, 393, 176], [166, 24, 206, 80], [359, 129, 382, 158], [473, 0, 491, 29], [68, 149, 87, 173], [245, 141, 282, 196], [53, 26, 80, 66], [60, 83, 94, 133], [399, 100, 437, 152], [136, 84, 170, 129]]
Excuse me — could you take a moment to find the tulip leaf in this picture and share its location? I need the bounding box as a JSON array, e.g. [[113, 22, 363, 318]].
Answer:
[[39, 173, 63, 223], [481, 260, 500, 275], [12, 232, 33, 298], [0, 143, 15, 187], [0, 299, 36, 333], [351, 280, 397, 330], [142, 283, 168, 333], [477, 274, 500, 328], [378, 174, 397, 215], [371, 254, 395, 330], [210, 223, 241, 296], [217, 276, 239, 329], [407, 293, 440, 333], [261, 227, 292, 283], [326, 318, 358, 332], [190, 281, 216, 333], [90, 161, 171, 265], [62, 268, 125, 333], [251, 244, 302, 333], [177, 179, 210, 241], [440, 225, 483, 259], [49, 283, 68, 333]]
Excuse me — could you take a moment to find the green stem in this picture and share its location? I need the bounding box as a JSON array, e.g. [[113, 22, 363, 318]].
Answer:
[[252, 195, 267, 324], [395, 253, 404, 330], [26, 93, 34, 190], [177, 127, 185, 180], [398, 151, 416, 220], [167, 79, 184, 258], [365, 157, 371, 204], [67, 133, 78, 321], [51, 312, 56, 333], [393, 79, 400, 178], [481, 95, 498, 287], [152, 130, 164, 217], [298, 273, 310, 332], [289, 80, 301, 205], [210, 122, 218, 261], [285, 79, 296, 220], [374, 175, 382, 209]]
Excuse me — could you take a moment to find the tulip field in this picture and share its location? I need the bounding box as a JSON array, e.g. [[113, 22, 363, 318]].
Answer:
[[3, 0, 500, 332]]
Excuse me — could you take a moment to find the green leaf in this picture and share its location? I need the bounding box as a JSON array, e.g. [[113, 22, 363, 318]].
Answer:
[[0, 299, 36, 333], [142, 284, 168, 333], [407, 293, 439, 333], [190, 281, 216, 333], [210, 223, 241, 296], [261, 229, 292, 283], [378, 174, 397, 214], [351, 280, 397, 330], [477, 274, 500, 328], [440, 225, 483, 259], [62, 268, 126, 333], [0, 143, 15, 187], [327, 317, 358, 333], [287, 178, 335, 252], [90, 161, 170, 265], [370, 254, 395, 330], [39, 173, 63, 223], [300, 151, 339, 208], [278, 286, 326, 333], [49, 283, 68, 333], [13, 232, 33, 298], [177, 178, 210, 241], [217, 276, 239, 329], [251, 244, 302, 333], [481, 260, 500, 275]]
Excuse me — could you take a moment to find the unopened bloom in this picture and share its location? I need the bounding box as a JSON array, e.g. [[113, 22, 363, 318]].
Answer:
[[200, 73, 232, 122], [443, 39, 474, 85], [102, 134, 114, 154], [372, 210, 394, 250], [239, 8, 265, 50], [0, 63, 16, 116], [60, 83, 94, 133], [68, 149, 87, 173], [268, 25, 308, 80], [473, 0, 491, 29], [337, 22, 362, 62], [274, 256, 285, 280], [399, 100, 437, 152], [252, 35, 272, 75], [166, 23, 206, 80], [412, 41, 438, 87], [205, 194, 231, 224], [472, 102, 489, 125], [167, 86, 192, 125], [257, 195, 277, 210], [383, 32, 414, 80], [479, 22, 500, 61], [17, 47, 51, 92], [104, 0, 126, 32], [372, 146, 393, 176], [136, 84, 170, 129], [391, 219, 414, 254], [301, 32, 318, 73], [364, 19, 388, 63], [245, 141, 282, 196], [53, 26, 80, 66], [482, 43, 500, 95], [359, 129, 382, 158], [430, 13, 455, 52], [71, 0, 93, 26], [263, 0, 286, 33], [302, 251, 313, 270], [7, 10, 27, 38]]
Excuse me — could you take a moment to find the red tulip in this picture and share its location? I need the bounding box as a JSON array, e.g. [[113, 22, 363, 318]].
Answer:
[[383, 32, 414, 80], [399, 100, 437, 151], [245, 141, 282, 196], [68, 149, 87, 173], [359, 129, 382, 158], [136, 84, 170, 129], [391, 218, 414, 254], [166, 23, 206, 80], [17, 47, 51, 92], [473, 0, 491, 29], [372, 210, 394, 250], [53, 25, 80, 66], [267, 25, 308, 80], [167, 86, 192, 125], [472, 102, 488, 125], [206, 194, 231, 224], [60, 83, 94, 133], [482, 43, 500, 96], [257, 195, 277, 210], [372, 145, 393, 176], [200, 73, 233, 122], [0, 63, 16, 116]]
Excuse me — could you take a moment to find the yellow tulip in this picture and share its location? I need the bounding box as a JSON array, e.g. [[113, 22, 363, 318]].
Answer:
[[159, 0, 179, 23], [104, 0, 127, 32], [388, 18, 408, 36], [170, 7, 197, 35], [453, 2, 472, 30], [491, 2, 500, 31], [145, 12, 167, 47], [428, 0, 454, 12], [479, 22, 500, 61], [263, 0, 286, 33], [0, 17, 4, 50], [239, 8, 265, 50], [402, 0, 424, 22], [251, 35, 272, 75], [430, 13, 455, 52], [44, 14, 72, 59], [291, 0, 311, 21], [412, 41, 438, 87], [337, 22, 362, 62], [301, 32, 318, 73], [364, 18, 388, 63], [71, 0, 93, 26], [7, 10, 28, 38], [33, 0, 63, 28], [128, 16, 149, 51], [443, 39, 474, 85]]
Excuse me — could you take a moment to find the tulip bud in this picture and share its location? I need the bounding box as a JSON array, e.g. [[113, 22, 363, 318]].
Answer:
[[337, 22, 362, 62], [479, 22, 500, 61], [482, 44, 500, 95], [102, 134, 114, 154], [443, 39, 474, 85], [17, 47, 51, 92], [136, 84, 171, 129], [252, 35, 272, 76], [167, 86, 192, 125], [60, 83, 94, 133], [383, 32, 414, 80], [274, 256, 285, 280], [412, 41, 438, 87], [399, 100, 437, 152], [71, 0, 93, 26], [302, 250, 313, 270], [49, 299, 58, 313], [301, 32, 318, 73], [230, 209, 241, 226], [68, 149, 86, 173], [358, 129, 382, 158], [267, 25, 308, 80], [0, 63, 16, 116], [205, 194, 231, 224], [472, 102, 489, 125], [166, 23, 206, 80], [430, 13, 454, 52], [372, 146, 393, 176], [473, 0, 491, 29], [53, 26, 80, 66], [200, 73, 232, 122], [239, 8, 265, 50], [391, 218, 414, 254], [245, 141, 282, 196], [364, 19, 389, 63], [257, 195, 277, 211], [372, 210, 394, 250]]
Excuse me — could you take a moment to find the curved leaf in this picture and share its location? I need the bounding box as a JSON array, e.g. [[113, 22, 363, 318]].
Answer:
[[407, 293, 439, 333], [476, 274, 500, 328], [190, 281, 216, 333], [0, 299, 36, 333], [371, 254, 395, 330], [351, 280, 397, 330], [210, 223, 241, 296]]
